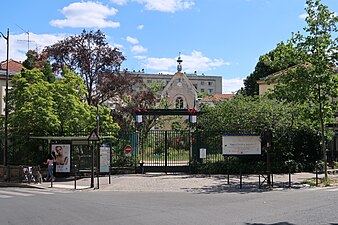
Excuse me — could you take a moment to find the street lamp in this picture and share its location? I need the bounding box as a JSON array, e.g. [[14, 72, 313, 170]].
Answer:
[[0, 29, 9, 167]]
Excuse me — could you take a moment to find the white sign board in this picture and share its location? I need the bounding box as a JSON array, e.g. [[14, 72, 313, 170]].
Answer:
[[100, 145, 110, 173], [222, 135, 261, 155], [200, 148, 206, 159]]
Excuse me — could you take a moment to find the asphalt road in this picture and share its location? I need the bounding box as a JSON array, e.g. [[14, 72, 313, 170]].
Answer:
[[1, 187, 338, 225]]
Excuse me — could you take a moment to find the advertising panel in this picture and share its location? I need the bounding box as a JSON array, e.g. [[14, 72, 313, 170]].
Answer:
[[51, 144, 71, 173]]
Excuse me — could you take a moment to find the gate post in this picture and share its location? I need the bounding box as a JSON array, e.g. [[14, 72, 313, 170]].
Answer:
[[165, 131, 168, 174]]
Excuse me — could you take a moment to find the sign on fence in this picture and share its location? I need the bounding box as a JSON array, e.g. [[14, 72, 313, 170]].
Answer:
[[222, 135, 261, 155], [200, 148, 206, 159]]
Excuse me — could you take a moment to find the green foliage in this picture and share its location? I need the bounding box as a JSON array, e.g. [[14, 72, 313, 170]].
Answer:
[[270, 0, 338, 176], [273, 0, 338, 119], [198, 95, 297, 134], [8, 68, 60, 136], [195, 95, 321, 173], [42, 60, 55, 83], [52, 67, 92, 134], [6, 67, 119, 164], [240, 42, 299, 96], [111, 132, 136, 167]]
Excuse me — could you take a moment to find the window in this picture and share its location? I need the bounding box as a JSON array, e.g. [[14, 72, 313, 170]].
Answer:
[[208, 89, 213, 94], [201, 81, 205, 85], [175, 97, 184, 109], [147, 80, 152, 84], [208, 81, 213, 86], [201, 88, 205, 93]]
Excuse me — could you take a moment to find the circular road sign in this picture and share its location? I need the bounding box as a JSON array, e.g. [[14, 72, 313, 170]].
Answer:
[[124, 145, 132, 153]]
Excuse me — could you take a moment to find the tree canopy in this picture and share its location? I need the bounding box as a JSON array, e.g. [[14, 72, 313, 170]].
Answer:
[[197, 95, 321, 172], [266, 0, 338, 179], [240, 41, 299, 96], [8, 67, 119, 137], [43, 29, 137, 106]]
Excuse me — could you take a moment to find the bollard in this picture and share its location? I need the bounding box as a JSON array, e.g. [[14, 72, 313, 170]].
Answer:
[[259, 174, 261, 189], [271, 173, 274, 187], [227, 156, 230, 185], [109, 165, 111, 184], [50, 172, 53, 188], [74, 165, 77, 190], [288, 166, 291, 188], [315, 163, 319, 186], [140, 161, 144, 174], [239, 169, 242, 189]]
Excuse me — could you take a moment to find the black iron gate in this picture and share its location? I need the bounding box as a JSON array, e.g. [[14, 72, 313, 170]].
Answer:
[[139, 130, 191, 173]]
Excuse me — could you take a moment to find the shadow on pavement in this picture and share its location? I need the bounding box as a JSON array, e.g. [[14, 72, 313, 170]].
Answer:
[[244, 223, 295, 225]]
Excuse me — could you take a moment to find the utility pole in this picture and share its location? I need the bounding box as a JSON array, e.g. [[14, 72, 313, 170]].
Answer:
[[0, 29, 9, 167]]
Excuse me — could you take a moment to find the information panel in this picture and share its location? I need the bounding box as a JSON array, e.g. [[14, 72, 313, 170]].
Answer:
[[100, 144, 111, 173], [222, 135, 261, 155]]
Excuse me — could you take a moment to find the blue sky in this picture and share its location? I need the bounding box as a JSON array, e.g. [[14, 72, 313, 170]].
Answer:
[[0, 0, 337, 93]]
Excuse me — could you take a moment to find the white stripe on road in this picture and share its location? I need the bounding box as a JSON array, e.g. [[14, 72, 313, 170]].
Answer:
[[0, 194, 12, 198], [0, 190, 33, 197], [13, 189, 54, 195]]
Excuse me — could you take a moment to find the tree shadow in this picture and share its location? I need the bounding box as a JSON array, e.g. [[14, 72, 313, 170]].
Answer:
[[244, 223, 295, 225], [160, 174, 304, 194]]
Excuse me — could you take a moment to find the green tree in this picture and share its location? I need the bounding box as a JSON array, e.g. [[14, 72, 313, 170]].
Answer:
[[240, 42, 299, 96], [43, 30, 135, 106], [9, 66, 118, 136], [22, 50, 55, 83], [8, 68, 59, 136], [22, 50, 38, 70], [52, 67, 92, 134], [272, 0, 338, 180], [197, 95, 320, 172]]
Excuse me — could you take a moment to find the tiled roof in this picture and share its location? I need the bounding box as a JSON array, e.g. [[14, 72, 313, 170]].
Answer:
[[203, 94, 235, 101], [0, 59, 23, 73]]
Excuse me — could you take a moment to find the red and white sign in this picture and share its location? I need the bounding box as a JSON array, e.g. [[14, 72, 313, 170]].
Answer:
[[124, 145, 132, 153]]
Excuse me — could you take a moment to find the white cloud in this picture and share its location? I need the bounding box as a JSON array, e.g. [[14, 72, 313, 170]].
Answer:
[[111, 43, 124, 50], [134, 55, 147, 60], [131, 45, 148, 53], [126, 36, 139, 44], [143, 57, 176, 71], [110, 0, 128, 5], [299, 13, 307, 20], [136, 0, 195, 13], [137, 24, 144, 30], [113, 0, 194, 13], [50, 2, 120, 28], [222, 78, 244, 94], [140, 51, 229, 74], [181, 51, 230, 73], [0, 32, 66, 62]]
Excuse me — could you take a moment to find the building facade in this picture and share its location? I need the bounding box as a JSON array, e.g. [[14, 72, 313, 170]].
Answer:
[[130, 56, 223, 110], [0, 60, 22, 115]]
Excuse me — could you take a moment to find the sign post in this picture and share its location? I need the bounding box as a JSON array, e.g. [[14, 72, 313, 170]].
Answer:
[[88, 129, 100, 188]]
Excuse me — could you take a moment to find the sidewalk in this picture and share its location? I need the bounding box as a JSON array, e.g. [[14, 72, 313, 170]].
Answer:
[[4, 172, 335, 193]]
